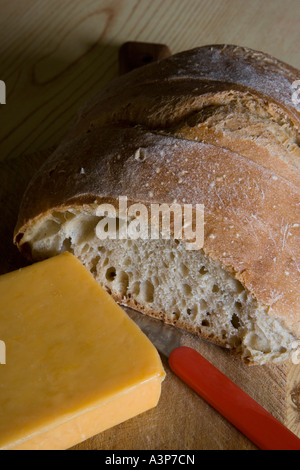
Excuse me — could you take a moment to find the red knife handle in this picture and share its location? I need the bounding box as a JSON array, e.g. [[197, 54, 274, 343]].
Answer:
[[169, 346, 300, 450]]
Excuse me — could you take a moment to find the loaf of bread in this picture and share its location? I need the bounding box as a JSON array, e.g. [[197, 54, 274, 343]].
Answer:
[[14, 45, 300, 365]]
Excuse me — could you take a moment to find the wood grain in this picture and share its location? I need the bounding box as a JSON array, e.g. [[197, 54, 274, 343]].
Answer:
[[0, 0, 299, 450], [0, 0, 300, 162]]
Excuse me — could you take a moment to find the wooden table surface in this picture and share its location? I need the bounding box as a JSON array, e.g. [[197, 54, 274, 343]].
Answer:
[[0, 0, 300, 451]]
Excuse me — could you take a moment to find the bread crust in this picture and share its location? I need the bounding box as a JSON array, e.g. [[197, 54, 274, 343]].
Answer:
[[68, 44, 300, 137], [14, 45, 300, 342]]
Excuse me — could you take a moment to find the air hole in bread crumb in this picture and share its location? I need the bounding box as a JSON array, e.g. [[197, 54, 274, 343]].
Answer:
[[202, 319, 210, 327], [234, 280, 245, 294], [81, 244, 89, 255], [231, 313, 241, 329], [41, 220, 61, 238], [235, 301, 243, 311], [91, 256, 100, 276], [199, 266, 208, 275], [62, 237, 72, 253], [187, 307, 197, 317], [232, 336, 242, 348], [212, 284, 220, 293], [183, 284, 192, 296], [118, 271, 129, 296], [141, 280, 154, 303], [131, 281, 140, 296], [106, 267, 117, 282], [124, 257, 132, 267], [180, 263, 189, 276], [199, 299, 208, 311], [53, 211, 76, 224]]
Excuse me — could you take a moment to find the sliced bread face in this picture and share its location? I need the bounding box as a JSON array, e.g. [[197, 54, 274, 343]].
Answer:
[[19, 204, 297, 365]]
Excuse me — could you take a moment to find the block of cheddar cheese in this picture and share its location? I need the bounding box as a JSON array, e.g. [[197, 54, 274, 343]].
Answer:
[[0, 253, 165, 450]]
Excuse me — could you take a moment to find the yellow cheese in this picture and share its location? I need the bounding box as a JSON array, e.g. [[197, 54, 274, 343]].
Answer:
[[0, 253, 165, 450]]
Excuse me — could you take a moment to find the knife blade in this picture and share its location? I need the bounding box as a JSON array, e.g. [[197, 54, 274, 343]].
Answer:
[[125, 307, 300, 451]]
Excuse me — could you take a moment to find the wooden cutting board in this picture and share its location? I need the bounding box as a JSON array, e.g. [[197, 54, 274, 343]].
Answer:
[[1, 0, 300, 450], [1, 145, 300, 450]]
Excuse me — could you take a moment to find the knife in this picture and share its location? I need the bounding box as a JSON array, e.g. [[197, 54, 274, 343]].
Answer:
[[125, 307, 300, 451]]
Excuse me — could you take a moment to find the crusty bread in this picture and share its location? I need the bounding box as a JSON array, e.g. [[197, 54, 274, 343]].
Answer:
[[14, 45, 300, 364]]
